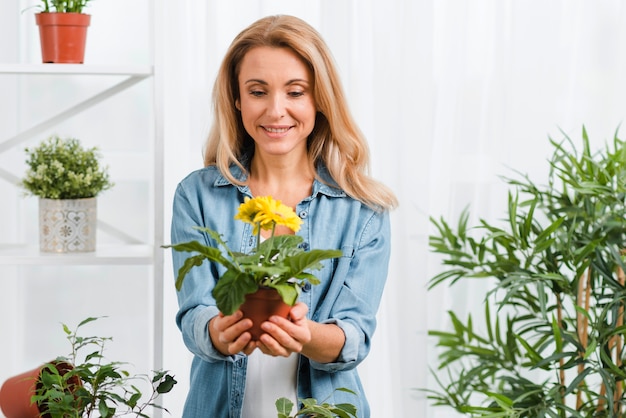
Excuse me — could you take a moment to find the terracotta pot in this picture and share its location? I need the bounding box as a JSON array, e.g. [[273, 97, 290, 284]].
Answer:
[[0, 361, 77, 418], [35, 12, 91, 63], [240, 287, 292, 341]]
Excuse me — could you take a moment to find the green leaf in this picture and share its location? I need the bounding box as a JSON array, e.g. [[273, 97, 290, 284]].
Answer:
[[283, 249, 342, 276], [156, 373, 177, 394], [275, 397, 294, 416], [271, 283, 300, 306], [212, 270, 257, 315]]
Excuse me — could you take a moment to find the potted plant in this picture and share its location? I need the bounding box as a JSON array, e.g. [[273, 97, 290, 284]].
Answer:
[[21, 135, 113, 253], [0, 317, 177, 418], [275, 387, 358, 418], [165, 195, 342, 340], [425, 127, 626, 416], [33, 0, 94, 63]]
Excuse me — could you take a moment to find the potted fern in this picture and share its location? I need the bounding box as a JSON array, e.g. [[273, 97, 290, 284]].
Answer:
[[426, 126, 626, 416], [21, 135, 113, 252], [34, 0, 94, 63]]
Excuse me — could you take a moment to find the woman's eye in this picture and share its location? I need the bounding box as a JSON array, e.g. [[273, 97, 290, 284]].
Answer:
[[288, 91, 304, 97], [249, 90, 265, 97]]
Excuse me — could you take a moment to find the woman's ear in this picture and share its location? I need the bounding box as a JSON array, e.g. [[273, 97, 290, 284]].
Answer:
[[235, 99, 241, 111]]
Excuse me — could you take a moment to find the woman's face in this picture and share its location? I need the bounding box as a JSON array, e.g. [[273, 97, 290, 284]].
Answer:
[[236, 46, 316, 160]]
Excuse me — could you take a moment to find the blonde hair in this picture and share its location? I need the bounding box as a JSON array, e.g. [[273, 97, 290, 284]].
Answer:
[[204, 15, 398, 211]]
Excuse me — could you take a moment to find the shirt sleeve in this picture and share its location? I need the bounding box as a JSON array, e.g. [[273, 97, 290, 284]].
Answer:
[[309, 209, 392, 372], [170, 181, 241, 363]]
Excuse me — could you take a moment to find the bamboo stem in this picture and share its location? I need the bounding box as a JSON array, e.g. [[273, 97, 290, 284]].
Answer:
[[577, 267, 591, 410], [557, 295, 565, 390], [614, 263, 625, 413]]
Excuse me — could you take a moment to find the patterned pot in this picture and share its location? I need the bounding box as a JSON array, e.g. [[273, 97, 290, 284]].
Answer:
[[39, 197, 97, 253]]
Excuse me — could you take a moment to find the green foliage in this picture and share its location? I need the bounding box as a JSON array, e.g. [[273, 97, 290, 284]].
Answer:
[[32, 317, 177, 418], [40, 0, 94, 13], [21, 135, 113, 199], [426, 126, 626, 417], [165, 227, 342, 315], [276, 387, 358, 418]]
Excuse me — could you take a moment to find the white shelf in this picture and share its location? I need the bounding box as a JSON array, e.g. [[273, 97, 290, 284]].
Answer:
[[0, 244, 154, 265], [0, 63, 153, 76]]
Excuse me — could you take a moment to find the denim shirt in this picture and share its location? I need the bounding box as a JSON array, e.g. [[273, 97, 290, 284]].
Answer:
[[170, 163, 392, 418]]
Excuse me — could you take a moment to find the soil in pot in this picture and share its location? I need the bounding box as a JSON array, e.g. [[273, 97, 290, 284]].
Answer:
[[240, 287, 292, 341]]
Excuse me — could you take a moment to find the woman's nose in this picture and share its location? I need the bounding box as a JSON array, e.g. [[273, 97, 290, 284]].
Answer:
[[266, 94, 286, 118]]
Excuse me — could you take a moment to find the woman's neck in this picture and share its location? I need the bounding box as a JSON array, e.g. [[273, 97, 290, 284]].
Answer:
[[248, 154, 314, 214]]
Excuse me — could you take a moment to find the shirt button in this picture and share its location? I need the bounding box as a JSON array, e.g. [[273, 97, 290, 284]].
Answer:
[[300, 242, 310, 251], [303, 282, 312, 292], [299, 210, 308, 219]]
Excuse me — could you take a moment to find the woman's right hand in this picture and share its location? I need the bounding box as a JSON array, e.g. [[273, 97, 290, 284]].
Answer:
[[209, 310, 257, 355]]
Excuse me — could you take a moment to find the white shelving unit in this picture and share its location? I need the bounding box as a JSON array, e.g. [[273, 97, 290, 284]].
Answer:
[[0, 41, 164, 418]]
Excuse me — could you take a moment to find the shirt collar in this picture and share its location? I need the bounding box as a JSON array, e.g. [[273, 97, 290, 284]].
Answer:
[[213, 162, 346, 199]]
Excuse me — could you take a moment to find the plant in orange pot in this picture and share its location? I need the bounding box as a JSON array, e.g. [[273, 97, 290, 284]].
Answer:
[[0, 317, 177, 418], [34, 0, 94, 63], [165, 196, 343, 341]]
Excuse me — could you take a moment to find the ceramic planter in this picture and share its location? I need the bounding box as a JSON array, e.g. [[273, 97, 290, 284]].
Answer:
[[35, 12, 91, 63], [240, 287, 292, 341], [0, 361, 77, 418], [39, 197, 97, 252]]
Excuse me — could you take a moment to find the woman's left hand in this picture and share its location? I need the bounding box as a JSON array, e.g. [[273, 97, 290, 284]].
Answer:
[[256, 302, 312, 357]]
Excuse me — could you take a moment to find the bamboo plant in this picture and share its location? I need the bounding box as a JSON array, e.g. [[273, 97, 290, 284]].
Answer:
[[426, 126, 626, 417]]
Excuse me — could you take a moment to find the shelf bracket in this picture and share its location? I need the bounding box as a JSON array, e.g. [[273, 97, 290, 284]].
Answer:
[[0, 74, 149, 154]]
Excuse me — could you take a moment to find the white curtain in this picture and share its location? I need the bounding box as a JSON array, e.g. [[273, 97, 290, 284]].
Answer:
[[160, 1, 626, 416]]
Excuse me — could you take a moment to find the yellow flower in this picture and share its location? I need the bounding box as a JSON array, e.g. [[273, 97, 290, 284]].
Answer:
[[235, 196, 302, 235]]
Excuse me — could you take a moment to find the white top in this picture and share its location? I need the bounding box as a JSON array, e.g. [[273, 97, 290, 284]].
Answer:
[[242, 350, 299, 417]]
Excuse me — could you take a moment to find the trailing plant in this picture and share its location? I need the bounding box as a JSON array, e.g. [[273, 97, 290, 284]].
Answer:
[[426, 126, 626, 417], [21, 135, 113, 199], [32, 317, 177, 418], [165, 195, 342, 315], [275, 387, 358, 418]]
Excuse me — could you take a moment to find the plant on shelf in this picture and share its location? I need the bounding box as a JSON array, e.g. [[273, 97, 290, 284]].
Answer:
[[425, 126, 626, 416], [31, 0, 94, 63], [276, 387, 358, 418], [38, 0, 94, 13], [165, 195, 342, 339], [3, 317, 177, 418], [22, 135, 112, 200], [21, 135, 113, 252]]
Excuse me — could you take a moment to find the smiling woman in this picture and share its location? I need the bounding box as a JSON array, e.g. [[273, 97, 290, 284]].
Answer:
[[168, 13, 397, 418]]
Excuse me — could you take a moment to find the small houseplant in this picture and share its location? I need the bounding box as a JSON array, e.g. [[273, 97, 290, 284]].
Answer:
[[33, 0, 95, 63], [21, 135, 113, 252], [0, 317, 177, 418], [166, 195, 342, 340], [425, 127, 626, 416], [276, 387, 358, 418]]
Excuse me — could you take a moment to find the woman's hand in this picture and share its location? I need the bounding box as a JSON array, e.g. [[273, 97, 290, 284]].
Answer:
[[209, 310, 257, 356], [258, 302, 346, 363], [256, 302, 312, 357]]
